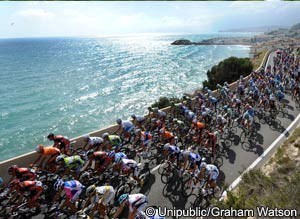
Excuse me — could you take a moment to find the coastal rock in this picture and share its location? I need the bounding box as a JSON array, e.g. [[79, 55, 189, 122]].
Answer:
[[171, 39, 193, 45]]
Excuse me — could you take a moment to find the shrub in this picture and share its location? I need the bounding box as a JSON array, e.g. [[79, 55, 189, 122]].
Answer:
[[151, 96, 181, 109], [202, 57, 253, 90]]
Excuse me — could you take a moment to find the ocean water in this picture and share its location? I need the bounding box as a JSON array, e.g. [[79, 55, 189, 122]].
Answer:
[[0, 33, 253, 161]]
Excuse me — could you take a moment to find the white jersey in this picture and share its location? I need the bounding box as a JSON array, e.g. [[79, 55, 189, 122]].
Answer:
[[121, 158, 137, 170], [128, 193, 148, 213], [88, 137, 103, 146]]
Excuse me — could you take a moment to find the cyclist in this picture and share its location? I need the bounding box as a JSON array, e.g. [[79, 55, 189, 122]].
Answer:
[[163, 143, 181, 164], [204, 130, 219, 161], [114, 193, 148, 219], [47, 133, 71, 155], [56, 155, 84, 177], [84, 184, 115, 218], [115, 157, 143, 187], [8, 165, 36, 182], [9, 179, 43, 210], [131, 114, 146, 129], [208, 96, 218, 111], [216, 114, 227, 133], [82, 134, 104, 151], [199, 163, 219, 195], [182, 150, 202, 173], [31, 144, 60, 169], [115, 119, 135, 140], [133, 129, 152, 157], [159, 127, 175, 145], [152, 108, 167, 122], [53, 179, 85, 213], [102, 133, 122, 151], [84, 150, 112, 173]]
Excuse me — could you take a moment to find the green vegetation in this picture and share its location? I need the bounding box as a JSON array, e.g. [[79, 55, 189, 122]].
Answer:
[[217, 127, 300, 212], [151, 96, 181, 109], [202, 57, 253, 90], [252, 49, 267, 70]]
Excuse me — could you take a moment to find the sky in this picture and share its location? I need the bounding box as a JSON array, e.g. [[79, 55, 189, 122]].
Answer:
[[1, 1, 300, 38]]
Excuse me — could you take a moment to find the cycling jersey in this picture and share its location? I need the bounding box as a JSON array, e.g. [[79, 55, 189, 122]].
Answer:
[[205, 164, 219, 181], [122, 121, 135, 133], [156, 110, 166, 118], [53, 135, 70, 150], [95, 185, 115, 205], [121, 159, 138, 177], [87, 137, 103, 147], [189, 153, 201, 163], [15, 168, 36, 181], [43, 147, 60, 155], [108, 135, 122, 147], [114, 152, 128, 162], [167, 145, 180, 154], [18, 180, 43, 201], [128, 194, 148, 214], [63, 180, 84, 202], [141, 132, 152, 146], [134, 115, 145, 123], [64, 155, 84, 169]]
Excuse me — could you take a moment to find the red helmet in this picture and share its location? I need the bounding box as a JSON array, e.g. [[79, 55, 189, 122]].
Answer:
[[8, 165, 18, 175]]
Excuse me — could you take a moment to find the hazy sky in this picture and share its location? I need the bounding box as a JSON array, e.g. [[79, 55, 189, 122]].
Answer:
[[1, 1, 300, 38]]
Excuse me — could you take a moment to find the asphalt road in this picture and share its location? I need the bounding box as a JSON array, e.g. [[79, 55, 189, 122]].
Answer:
[[130, 51, 300, 213]]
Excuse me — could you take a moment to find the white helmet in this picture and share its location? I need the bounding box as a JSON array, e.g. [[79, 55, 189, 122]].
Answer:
[[102, 132, 109, 139], [82, 134, 90, 142], [200, 162, 207, 169], [163, 143, 170, 150], [183, 151, 190, 158]]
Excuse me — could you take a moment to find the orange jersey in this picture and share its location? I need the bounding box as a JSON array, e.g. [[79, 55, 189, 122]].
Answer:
[[43, 147, 60, 155]]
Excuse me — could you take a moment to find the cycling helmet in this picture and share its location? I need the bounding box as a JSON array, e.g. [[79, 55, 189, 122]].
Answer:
[[116, 119, 122, 125], [223, 105, 228, 110], [86, 149, 94, 157], [108, 151, 115, 158], [82, 134, 90, 142], [173, 118, 178, 123], [135, 129, 142, 135], [201, 157, 206, 163], [36, 144, 43, 153], [217, 115, 222, 120], [8, 165, 18, 175], [102, 132, 109, 139], [200, 162, 207, 169], [192, 119, 197, 124], [47, 133, 54, 139], [118, 193, 129, 205], [163, 143, 170, 150], [159, 128, 165, 134], [131, 114, 136, 119], [55, 155, 65, 164], [183, 151, 190, 158], [79, 172, 90, 182], [86, 184, 96, 196], [54, 179, 64, 191]]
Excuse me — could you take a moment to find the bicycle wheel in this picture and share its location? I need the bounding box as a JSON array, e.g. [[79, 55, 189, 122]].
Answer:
[[158, 161, 170, 175], [161, 168, 174, 184], [214, 156, 223, 168], [192, 194, 208, 208], [213, 186, 223, 199], [181, 175, 194, 197]]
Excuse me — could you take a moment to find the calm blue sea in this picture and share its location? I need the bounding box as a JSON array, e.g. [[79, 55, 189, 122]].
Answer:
[[0, 33, 254, 161]]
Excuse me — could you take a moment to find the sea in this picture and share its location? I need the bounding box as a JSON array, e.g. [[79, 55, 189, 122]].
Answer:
[[0, 33, 255, 161]]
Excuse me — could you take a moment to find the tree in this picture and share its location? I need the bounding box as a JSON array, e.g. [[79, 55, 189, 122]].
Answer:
[[202, 57, 253, 90]]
